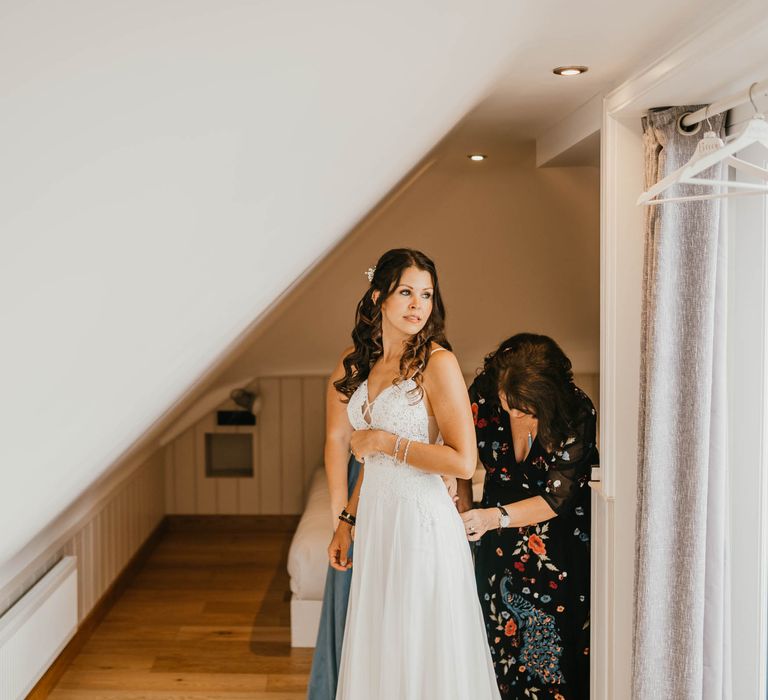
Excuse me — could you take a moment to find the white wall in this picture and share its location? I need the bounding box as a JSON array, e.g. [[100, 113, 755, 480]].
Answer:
[[0, 1, 525, 567], [726, 102, 768, 699]]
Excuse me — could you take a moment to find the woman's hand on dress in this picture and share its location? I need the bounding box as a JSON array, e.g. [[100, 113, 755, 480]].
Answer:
[[460, 508, 497, 542], [349, 429, 386, 463], [328, 522, 354, 571]]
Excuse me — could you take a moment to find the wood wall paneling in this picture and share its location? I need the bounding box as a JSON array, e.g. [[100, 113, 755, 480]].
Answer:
[[258, 378, 283, 514], [281, 378, 304, 513], [96, 513, 104, 604], [74, 530, 83, 622], [165, 376, 329, 516], [3, 449, 165, 655], [164, 443, 175, 514], [302, 377, 326, 493], [84, 518, 93, 615], [238, 426, 261, 515], [216, 451, 240, 514], [195, 415, 218, 514], [175, 426, 196, 513]]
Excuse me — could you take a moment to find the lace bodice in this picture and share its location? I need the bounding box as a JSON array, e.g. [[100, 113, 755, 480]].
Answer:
[[347, 377, 448, 523], [348, 377, 435, 439]]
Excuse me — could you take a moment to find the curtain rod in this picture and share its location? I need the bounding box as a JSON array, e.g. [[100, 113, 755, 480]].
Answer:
[[680, 79, 768, 127]]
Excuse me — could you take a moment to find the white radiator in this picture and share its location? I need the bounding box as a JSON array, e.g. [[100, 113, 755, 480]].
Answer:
[[0, 556, 77, 700]]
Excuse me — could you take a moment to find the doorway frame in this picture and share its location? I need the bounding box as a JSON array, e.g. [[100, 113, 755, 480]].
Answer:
[[594, 3, 768, 697]]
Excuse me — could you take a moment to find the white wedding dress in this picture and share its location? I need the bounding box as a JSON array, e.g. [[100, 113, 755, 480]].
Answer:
[[336, 375, 500, 700]]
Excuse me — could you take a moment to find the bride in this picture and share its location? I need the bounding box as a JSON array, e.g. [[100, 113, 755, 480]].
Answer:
[[326, 248, 500, 699]]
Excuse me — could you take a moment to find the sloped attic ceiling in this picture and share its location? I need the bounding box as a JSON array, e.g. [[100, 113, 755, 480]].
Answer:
[[0, 0, 735, 570], [0, 1, 522, 565]]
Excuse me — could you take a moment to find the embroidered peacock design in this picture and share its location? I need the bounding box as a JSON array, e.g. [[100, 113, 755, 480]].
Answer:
[[500, 576, 565, 686]]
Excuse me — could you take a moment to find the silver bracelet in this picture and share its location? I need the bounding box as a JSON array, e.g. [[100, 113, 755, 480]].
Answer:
[[392, 435, 402, 461], [402, 438, 412, 464]]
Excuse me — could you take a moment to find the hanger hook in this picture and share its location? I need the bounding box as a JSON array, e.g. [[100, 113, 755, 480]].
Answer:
[[704, 104, 713, 132], [749, 82, 760, 113]]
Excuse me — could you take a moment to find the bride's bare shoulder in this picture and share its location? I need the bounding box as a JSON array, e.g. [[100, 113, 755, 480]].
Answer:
[[424, 344, 460, 381]]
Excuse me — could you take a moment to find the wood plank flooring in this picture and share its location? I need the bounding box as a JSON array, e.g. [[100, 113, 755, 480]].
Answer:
[[48, 520, 312, 699]]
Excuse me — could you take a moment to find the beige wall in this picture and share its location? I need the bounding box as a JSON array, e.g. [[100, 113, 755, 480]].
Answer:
[[218, 141, 600, 383]]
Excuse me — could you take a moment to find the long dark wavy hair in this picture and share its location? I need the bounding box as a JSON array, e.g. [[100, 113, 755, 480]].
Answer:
[[475, 333, 582, 451], [333, 248, 451, 401]]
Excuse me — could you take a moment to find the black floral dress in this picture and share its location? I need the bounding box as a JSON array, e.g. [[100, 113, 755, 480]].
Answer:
[[469, 377, 597, 700]]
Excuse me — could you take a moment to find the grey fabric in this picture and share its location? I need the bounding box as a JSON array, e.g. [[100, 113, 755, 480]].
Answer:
[[633, 106, 731, 700]]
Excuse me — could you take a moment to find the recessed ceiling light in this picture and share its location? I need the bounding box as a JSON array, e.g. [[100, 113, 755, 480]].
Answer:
[[553, 65, 588, 76], [468, 154, 487, 161]]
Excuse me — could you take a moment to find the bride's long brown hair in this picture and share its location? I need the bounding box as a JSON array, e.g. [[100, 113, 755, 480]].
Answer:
[[333, 248, 451, 402]]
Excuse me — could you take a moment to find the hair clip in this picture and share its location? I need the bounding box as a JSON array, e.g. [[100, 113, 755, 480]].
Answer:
[[365, 266, 376, 283]]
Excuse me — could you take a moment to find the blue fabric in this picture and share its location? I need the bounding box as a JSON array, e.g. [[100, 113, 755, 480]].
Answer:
[[307, 455, 361, 700]]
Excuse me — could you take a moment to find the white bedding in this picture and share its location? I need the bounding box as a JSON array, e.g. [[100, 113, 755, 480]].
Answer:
[[288, 468, 333, 600]]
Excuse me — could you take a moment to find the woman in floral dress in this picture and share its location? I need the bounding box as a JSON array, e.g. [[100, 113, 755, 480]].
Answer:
[[458, 334, 597, 700]]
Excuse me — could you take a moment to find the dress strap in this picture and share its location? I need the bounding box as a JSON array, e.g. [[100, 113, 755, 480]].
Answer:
[[405, 347, 448, 381]]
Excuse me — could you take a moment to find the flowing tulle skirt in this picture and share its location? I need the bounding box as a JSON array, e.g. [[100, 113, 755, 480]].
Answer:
[[336, 466, 500, 700]]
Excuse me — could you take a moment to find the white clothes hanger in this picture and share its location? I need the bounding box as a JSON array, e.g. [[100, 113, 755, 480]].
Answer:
[[637, 85, 768, 206]]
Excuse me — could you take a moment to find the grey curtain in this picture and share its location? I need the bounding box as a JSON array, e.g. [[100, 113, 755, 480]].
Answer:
[[633, 106, 731, 699]]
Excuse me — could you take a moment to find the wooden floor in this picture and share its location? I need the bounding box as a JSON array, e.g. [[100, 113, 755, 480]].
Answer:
[[48, 521, 312, 699]]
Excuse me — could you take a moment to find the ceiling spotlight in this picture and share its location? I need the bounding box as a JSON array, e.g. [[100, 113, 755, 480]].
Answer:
[[553, 66, 588, 76], [468, 154, 487, 161]]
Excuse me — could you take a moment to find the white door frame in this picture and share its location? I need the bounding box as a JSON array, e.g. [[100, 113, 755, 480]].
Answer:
[[724, 117, 768, 699], [595, 3, 768, 698]]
